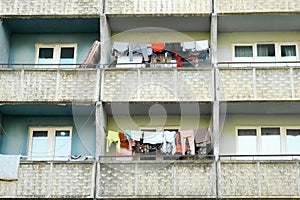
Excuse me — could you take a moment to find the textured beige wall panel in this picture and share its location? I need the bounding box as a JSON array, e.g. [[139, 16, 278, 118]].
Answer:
[[0, 0, 101, 16], [105, 0, 212, 15]]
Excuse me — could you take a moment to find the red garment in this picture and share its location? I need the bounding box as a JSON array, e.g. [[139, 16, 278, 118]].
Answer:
[[119, 132, 129, 148], [175, 132, 188, 153], [151, 43, 164, 53], [174, 53, 182, 68]]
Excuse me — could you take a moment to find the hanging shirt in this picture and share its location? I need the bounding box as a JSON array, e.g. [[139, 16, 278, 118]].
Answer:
[[143, 131, 164, 144], [130, 130, 143, 141], [152, 43, 165, 53], [162, 131, 176, 155], [106, 130, 121, 153]]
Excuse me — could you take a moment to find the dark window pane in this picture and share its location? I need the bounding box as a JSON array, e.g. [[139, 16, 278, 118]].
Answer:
[[261, 127, 280, 135], [55, 130, 70, 137], [39, 48, 53, 58], [33, 131, 48, 137], [238, 129, 256, 136], [281, 45, 296, 57], [60, 47, 74, 58], [235, 46, 253, 57], [257, 44, 275, 57], [287, 129, 300, 136]]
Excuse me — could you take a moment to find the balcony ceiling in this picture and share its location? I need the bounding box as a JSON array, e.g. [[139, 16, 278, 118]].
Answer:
[[225, 102, 300, 114], [4, 18, 100, 33], [0, 104, 95, 116], [108, 16, 210, 32], [104, 102, 212, 116], [218, 14, 300, 32]]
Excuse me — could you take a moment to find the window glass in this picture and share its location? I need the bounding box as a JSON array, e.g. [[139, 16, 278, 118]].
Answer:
[[257, 44, 275, 57], [281, 45, 296, 57], [237, 129, 257, 154], [286, 129, 300, 153], [31, 131, 48, 160], [54, 130, 71, 160], [261, 127, 280, 154], [235, 46, 253, 57], [38, 48, 54, 65], [60, 47, 75, 65]]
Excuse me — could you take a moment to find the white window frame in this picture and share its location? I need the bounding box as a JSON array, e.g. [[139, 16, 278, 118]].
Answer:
[[139, 126, 180, 132], [232, 44, 255, 62], [233, 42, 299, 62], [27, 126, 73, 160], [35, 43, 77, 67], [236, 126, 300, 155]]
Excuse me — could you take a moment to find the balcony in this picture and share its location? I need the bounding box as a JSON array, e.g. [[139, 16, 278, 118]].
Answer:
[[0, 67, 99, 103], [218, 156, 300, 198], [0, 161, 95, 198], [216, 0, 300, 14], [217, 62, 300, 101], [105, 0, 212, 16], [97, 158, 216, 198], [0, 0, 101, 16], [101, 68, 213, 102]]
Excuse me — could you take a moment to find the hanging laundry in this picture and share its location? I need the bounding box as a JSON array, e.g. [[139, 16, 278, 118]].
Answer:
[[175, 132, 188, 154], [164, 42, 182, 54], [106, 130, 121, 153], [180, 130, 195, 155], [196, 40, 209, 51], [162, 131, 176, 155], [112, 42, 129, 56], [151, 43, 165, 53], [143, 131, 164, 144], [119, 132, 130, 149], [130, 130, 143, 141], [182, 41, 196, 52], [194, 128, 211, 147], [129, 43, 149, 62]]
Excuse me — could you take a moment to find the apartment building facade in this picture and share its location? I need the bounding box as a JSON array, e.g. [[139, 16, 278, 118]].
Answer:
[[0, 0, 300, 199]]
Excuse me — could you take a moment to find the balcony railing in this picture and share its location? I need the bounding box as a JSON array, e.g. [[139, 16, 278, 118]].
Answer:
[[218, 155, 300, 198], [97, 157, 216, 198], [105, 0, 212, 15], [217, 62, 300, 101], [216, 0, 300, 14], [0, 0, 101, 16], [0, 66, 100, 102], [101, 67, 213, 102], [0, 161, 95, 198]]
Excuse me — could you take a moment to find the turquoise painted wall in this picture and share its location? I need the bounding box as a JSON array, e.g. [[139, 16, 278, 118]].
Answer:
[[9, 33, 99, 65], [0, 115, 96, 157], [0, 20, 11, 64]]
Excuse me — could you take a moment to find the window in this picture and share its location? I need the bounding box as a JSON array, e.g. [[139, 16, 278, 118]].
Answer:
[[27, 126, 72, 161], [235, 46, 253, 58], [35, 44, 77, 68], [237, 129, 257, 155], [233, 42, 298, 62], [236, 126, 300, 156]]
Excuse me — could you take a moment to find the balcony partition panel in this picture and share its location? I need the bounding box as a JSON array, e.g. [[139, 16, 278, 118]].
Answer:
[[0, 68, 99, 102], [101, 68, 213, 102], [216, 0, 300, 14], [97, 159, 216, 198], [218, 158, 300, 198], [105, 0, 212, 15], [0, 162, 95, 198], [217, 62, 300, 101]]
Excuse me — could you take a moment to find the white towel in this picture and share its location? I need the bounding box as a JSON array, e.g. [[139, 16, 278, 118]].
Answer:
[[196, 40, 209, 51], [0, 154, 21, 180]]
